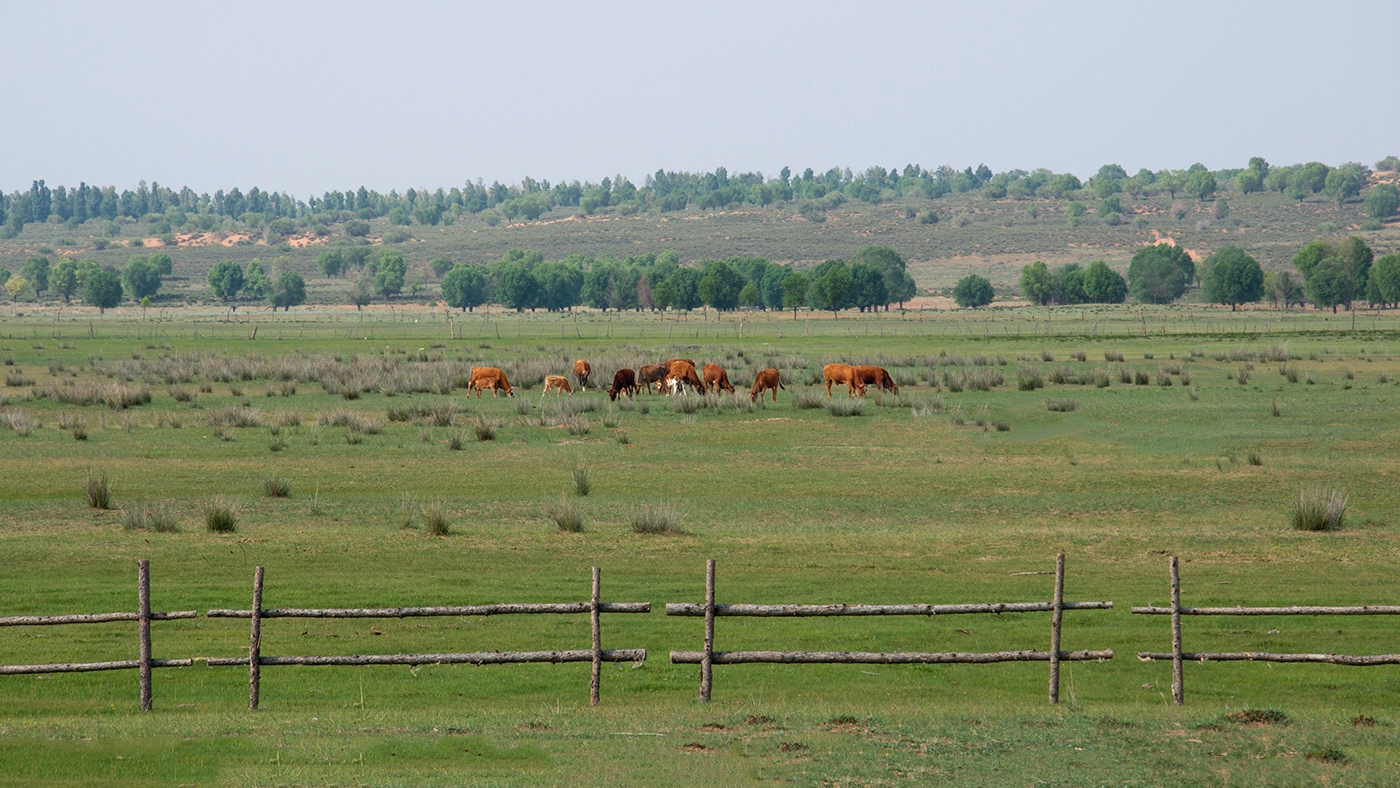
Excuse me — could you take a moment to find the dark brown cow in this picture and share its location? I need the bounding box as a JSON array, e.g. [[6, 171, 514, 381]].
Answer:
[[703, 363, 734, 394], [468, 367, 514, 398], [822, 363, 866, 398], [854, 365, 899, 395], [573, 359, 591, 391], [608, 368, 638, 401], [749, 368, 785, 403], [637, 363, 667, 394]]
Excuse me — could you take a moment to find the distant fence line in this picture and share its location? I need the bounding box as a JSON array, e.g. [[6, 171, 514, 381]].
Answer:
[[1133, 556, 1400, 705], [667, 554, 1114, 704]]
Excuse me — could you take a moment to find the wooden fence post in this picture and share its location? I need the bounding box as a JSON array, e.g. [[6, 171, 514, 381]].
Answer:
[[1049, 552, 1065, 704], [590, 566, 601, 707], [700, 559, 715, 702], [249, 566, 264, 711], [1170, 555, 1183, 706], [137, 559, 152, 711]]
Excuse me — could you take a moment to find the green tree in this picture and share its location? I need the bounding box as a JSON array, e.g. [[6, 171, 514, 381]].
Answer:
[[373, 249, 408, 297], [495, 262, 539, 312], [244, 260, 272, 300], [122, 255, 162, 300], [316, 249, 344, 277], [429, 255, 454, 279], [1201, 247, 1264, 310], [849, 263, 887, 311], [1127, 244, 1192, 303], [207, 261, 245, 301], [50, 259, 78, 303], [781, 271, 810, 316], [1019, 261, 1057, 305], [1082, 261, 1127, 303], [952, 274, 994, 307], [1057, 264, 1087, 304], [350, 278, 372, 311], [271, 271, 306, 310], [1369, 254, 1400, 307], [1186, 169, 1217, 200], [441, 264, 491, 312], [1235, 169, 1263, 193], [850, 245, 913, 309], [666, 267, 703, 311], [21, 257, 50, 296], [148, 252, 173, 277], [738, 282, 760, 307], [1303, 259, 1349, 312], [1270, 270, 1300, 310], [1095, 196, 1122, 218], [1365, 184, 1400, 219], [698, 260, 746, 311], [1324, 164, 1365, 207], [83, 269, 123, 314], [808, 263, 853, 316]]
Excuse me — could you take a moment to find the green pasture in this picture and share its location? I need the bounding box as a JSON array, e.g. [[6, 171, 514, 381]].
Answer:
[[2, 307, 1400, 785]]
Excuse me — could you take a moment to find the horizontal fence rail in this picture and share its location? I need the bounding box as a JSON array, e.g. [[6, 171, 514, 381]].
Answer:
[[206, 566, 649, 709], [1133, 555, 1400, 705], [668, 554, 1113, 703], [0, 560, 192, 710]]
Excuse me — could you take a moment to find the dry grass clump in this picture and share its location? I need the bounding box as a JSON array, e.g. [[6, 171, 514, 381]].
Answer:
[[571, 464, 591, 496], [1045, 398, 1077, 412], [824, 398, 864, 417], [628, 503, 683, 535], [1104, 350, 1125, 362], [549, 497, 586, 532], [1017, 367, 1043, 391], [0, 408, 40, 436], [201, 498, 240, 533], [422, 502, 451, 535], [261, 475, 291, 498], [121, 501, 179, 533], [474, 415, 500, 441], [83, 469, 112, 509], [1291, 486, 1346, 531], [790, 390, 823, 410]]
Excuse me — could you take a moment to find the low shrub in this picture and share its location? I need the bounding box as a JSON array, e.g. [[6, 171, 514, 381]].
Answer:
[[474, 415, 499, 441], [629, 502, 683, 534], [122, 500, 179, 532], [1045, 398, 1077, 412], [824, 398, 864, 417], [1017, 367, 1044, 391]]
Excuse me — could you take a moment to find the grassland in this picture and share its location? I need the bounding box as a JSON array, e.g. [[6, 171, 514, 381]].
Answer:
[[2, 305, 1400, 786]]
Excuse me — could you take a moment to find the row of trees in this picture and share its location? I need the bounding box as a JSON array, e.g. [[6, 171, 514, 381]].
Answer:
[[206, 261, 307, 310], [7, 157, 1395, 240]]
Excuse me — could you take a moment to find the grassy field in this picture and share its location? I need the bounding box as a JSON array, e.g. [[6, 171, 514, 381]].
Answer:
[[3, 305, 1400, 786]]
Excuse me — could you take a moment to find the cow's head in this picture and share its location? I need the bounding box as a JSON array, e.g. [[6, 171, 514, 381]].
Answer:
[[608, 388, 619, 401]]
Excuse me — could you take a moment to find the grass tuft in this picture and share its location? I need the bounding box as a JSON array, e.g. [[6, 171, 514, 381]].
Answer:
[[83, 469, 112, 509], [548, 497, 586, 533], [474, 415, 499, 441], [1045, 398, 1077, 412], [790, 390, 823, 410], [628, 502, 683, 535], [572, 464, 591, 496], [122, 501, 179, 532], [824, 398, 864, 417], [1292, 486, 1346, 531], [422, 502, 451, 535], [201, 498, 240, 533], [261, 475, 291, 498]]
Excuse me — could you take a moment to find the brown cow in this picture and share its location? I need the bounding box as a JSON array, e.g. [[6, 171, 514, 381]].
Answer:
[[573, 360, 591, 391], [703, 363, 734, 394], [664, 359, 705, 395], [823, 363, 866, 398], [749, 368, 785, 403], [608, 368, 638, 401], [637, 363, 667, 394], [469, 367, 514, 398], [543, 375, 574, 395], [854, 365, 899, 395]]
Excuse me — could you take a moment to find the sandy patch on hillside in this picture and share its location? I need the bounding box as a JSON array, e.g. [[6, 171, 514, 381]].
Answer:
[[286, 234, 327, 248], [1148, 232, 1203, 261]]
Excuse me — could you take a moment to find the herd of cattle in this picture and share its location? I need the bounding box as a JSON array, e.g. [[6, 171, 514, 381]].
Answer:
[[465, 359, 900, 403]]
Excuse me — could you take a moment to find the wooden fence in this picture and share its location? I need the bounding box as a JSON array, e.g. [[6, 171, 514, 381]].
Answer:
[[0, 560, 196, 710], [667, 554, 1114, 702], [204, 566, 649, 708], [1133, 555, 1400, 704]]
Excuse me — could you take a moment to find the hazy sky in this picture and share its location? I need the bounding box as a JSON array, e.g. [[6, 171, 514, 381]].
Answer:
[[2, 1, 1395, 196]]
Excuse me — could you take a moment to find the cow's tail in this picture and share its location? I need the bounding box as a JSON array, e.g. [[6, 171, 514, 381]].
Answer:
[[779, 380, 787, 390]]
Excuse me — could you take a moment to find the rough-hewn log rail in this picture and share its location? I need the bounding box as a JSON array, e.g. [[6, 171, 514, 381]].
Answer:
[[667, 601, 1112, 617], [1138, 651, 1400, 665], [1132, 605, 1400, 616], [0, 611, 197, 627], [0, 658, 194, 675], [207, 603, 650, 618], [206, 649, 647, 668], [672, 649, 1114, 665]]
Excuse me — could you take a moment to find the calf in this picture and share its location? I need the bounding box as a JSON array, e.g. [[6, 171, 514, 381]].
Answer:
[[543, 375, 574, 395], [854, 365, 898, 395], [822, 363, 866, 398], [468, 367, 514, 398], [664, 359, 705, 395], [749, 368, 785, 403], [608, 368, 638, 401], [703, 363, 734, 394], [573, 359, 591, 391]]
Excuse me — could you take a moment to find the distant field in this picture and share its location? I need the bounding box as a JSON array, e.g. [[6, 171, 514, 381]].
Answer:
[[3, 185, 1396, 308], [1, 305, 1400, 785]]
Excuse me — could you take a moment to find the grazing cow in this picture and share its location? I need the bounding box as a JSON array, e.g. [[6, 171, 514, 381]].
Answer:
[[664, 359, 705, 395], [637, 363, 667, 394], [608, 368, 638, 401], [703, 363, 734, 394], [543, 375, 574, 395], [749, 368, 786, 403], [822, 363, 866, 398], [573, 359, 591, 391], [468, 367, 514, 398], [854, 365, 899, 395]]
